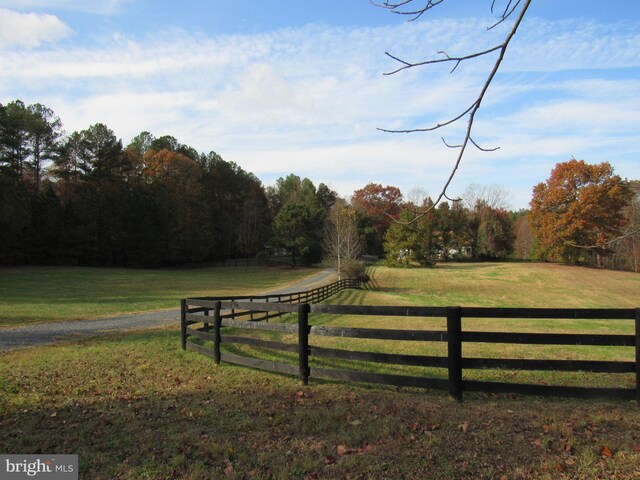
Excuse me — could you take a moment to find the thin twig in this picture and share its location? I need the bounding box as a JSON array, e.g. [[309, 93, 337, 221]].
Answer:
[[378, 103, 476, 134], [469, 137, 500, 152], [371, 0, 446, 21], [383, 45, 503, 76]]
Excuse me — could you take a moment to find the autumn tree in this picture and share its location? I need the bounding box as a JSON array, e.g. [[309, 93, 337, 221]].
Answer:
[[323, 201, 363, 279], [144, 148, 209, 262], [530, 159, 632, 264], [352, 183, 403, 255]]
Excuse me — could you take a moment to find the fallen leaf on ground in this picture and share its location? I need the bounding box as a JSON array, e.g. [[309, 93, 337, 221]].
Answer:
[[337, 445, 348, 456], [600, 446, 613, 458]]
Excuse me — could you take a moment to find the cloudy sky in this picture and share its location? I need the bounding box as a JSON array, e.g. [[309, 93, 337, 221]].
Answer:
[[1, 0, 638, 208]]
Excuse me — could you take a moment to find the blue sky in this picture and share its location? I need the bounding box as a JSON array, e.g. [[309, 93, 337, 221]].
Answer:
[[1, 1, 638, 208]]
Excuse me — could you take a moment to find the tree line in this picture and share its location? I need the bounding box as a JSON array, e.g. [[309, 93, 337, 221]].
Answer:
[[1, 99, 638, 272], [0, 100, 270, 266]]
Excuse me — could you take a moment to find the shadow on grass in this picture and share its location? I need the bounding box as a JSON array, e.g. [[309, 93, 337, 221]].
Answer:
[[1, 329, 639, 479]]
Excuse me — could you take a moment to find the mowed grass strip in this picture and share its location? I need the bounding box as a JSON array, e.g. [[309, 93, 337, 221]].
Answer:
[[1, 328, 639, 479], [0, 266, 317, 326]]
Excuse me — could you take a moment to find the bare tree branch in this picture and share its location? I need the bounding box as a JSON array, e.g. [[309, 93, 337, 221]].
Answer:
[[564, 226, 640, 250], [371, 0, 446, 21], [383, 45, 503, 75], [378, 103, 476, 134], [377, 0, 532, 225]]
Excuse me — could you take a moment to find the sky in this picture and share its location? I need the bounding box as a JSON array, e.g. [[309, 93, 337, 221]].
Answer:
[[1, 0, 638, 209]]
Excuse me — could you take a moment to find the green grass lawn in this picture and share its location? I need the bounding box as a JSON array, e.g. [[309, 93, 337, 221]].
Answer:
[[0, 265, 317, 327], [1, 262, 639, 479]]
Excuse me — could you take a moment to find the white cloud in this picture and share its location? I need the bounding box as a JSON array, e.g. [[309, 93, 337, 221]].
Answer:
[[0, 8, 71, 48], [49, 91, 199, 140], [506, 18, 640, 72], [1, 15, 638, 208]]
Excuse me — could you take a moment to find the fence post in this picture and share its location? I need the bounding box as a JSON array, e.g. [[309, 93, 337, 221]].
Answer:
[[298, 303, 311, 386], [181, 299, 187, 350], [214, 300, 222, 365], [635, 308, 640, 403], [447, 306, 463, 402]]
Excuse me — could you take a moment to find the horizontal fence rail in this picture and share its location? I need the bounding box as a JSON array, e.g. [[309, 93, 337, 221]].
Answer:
[[181, 285, 639, 402]]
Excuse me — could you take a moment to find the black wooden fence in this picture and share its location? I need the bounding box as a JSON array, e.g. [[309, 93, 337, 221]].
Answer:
[[181, 278, 361, 331], [181, 287, 639, 402]]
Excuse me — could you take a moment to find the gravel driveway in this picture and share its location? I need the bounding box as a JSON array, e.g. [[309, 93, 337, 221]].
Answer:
[[0, 268, 336, 351]]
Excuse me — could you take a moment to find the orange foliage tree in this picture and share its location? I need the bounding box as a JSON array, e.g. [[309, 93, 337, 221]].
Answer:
[[352, 183, 403, 254], [530, 159, 632, 263]]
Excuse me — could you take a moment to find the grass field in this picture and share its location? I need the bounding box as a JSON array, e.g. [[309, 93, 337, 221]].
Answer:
[[363, 262, 640, 309], [1, 262, 639, 479], [215, 263, 639, 391], [0, 265, 317, 327]]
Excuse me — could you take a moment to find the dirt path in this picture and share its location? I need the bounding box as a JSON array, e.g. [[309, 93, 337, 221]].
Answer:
[[0, 268, 336, 351]]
